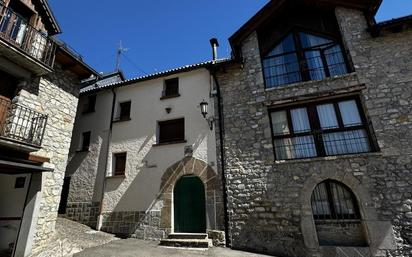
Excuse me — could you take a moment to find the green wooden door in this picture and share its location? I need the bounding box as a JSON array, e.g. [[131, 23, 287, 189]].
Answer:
[[174, 175, 206, 233]]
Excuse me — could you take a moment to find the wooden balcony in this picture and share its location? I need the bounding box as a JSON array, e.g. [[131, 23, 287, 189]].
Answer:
[[0, 2, 56, 75], [0, 96, 47, 151]]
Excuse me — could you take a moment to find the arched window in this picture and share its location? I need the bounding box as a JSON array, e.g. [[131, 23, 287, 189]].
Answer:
[[311, 180, 367, 246], [262, 31, 349, 88]]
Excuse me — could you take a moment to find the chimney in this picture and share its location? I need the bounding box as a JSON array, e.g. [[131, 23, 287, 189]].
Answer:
[[210, 38, 219, 62]]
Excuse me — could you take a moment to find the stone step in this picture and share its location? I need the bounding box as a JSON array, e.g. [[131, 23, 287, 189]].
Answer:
[[167, 233, 208, 240], [159, 238, 210, 248]]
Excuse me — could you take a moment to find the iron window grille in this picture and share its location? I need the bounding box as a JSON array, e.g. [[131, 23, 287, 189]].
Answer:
[[311, 180, 361, 220], [262, 30, 351, 88], [269, 96, 376, 161]]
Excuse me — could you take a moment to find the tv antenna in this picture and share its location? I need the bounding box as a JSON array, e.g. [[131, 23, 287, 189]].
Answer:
[[116, 40, 129, 71]]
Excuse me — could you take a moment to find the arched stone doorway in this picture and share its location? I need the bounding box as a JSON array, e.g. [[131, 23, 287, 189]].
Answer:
[[173, 175, 206, 233]]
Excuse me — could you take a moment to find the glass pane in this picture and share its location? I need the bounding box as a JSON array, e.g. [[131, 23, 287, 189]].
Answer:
[[271, 111, 289, 135], [323, 129, 370, 155], [317, 104, 339, 129], [331, 182, 357, 218], [274, 136, 317, 160], [339, 100, 362, 127], [311, 182, 331, 217], [263, 53, 301, 88], [325, 45, 348, 77], [266, 33, 296, 56], [305, 50, 326, 80], [291, 108, 311, 133], [300, 32, 333, 48]]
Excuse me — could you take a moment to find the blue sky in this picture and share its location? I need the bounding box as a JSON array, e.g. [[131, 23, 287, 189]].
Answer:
[[49, 0, 412, 79]]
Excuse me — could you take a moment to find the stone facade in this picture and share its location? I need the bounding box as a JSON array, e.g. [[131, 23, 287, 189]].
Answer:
[[215, 6, 412, 257], [14, 64, 82, 250]]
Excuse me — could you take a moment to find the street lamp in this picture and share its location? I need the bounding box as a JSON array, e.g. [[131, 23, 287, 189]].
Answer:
[[199, 100, 214, 130]]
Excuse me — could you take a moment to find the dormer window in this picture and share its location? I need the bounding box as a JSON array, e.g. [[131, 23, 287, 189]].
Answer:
[[262, 31, 349, 88]]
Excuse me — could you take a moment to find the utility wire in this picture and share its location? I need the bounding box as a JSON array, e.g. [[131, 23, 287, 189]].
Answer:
[[121, 53, 149, 75]]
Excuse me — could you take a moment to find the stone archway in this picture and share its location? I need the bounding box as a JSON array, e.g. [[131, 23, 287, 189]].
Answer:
[[300, 171, 395, 255], [158, 157, 220, 234]]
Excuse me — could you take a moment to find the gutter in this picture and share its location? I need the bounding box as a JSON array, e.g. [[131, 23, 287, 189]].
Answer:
[[97, 87, 117, 230]]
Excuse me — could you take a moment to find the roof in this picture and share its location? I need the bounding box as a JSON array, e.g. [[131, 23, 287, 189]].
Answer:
[[229, 0, 383, 58], [81, 71, 125, 92], [54, 39, 101, 80], [80, 59, 230, 94], [378, 14, 412, 29], [35, 0, 61, 35]]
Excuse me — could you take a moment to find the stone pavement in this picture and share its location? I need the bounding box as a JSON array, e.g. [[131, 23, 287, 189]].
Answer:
[[30, 218, 117, 257], [74, 239, 273, 257]]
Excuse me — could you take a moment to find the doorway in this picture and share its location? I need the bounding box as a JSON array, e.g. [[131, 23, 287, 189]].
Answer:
[[173, 175, 206, 233]]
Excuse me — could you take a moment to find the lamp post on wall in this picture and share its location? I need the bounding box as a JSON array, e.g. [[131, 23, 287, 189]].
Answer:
[[199, 100, 214, 130]]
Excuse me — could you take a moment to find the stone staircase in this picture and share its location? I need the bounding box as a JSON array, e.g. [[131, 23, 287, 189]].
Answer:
[[159, 233, 211, 249]]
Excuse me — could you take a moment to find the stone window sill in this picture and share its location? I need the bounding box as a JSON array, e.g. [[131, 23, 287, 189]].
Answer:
[[152, 140, 187, 147], [274, 152, 382, 165], [264, 72, 357, 93], [113, 117, 131, 123], [76, 149, 90, 153], [106, 175, 126, 179], [160, 94, 180, 100]]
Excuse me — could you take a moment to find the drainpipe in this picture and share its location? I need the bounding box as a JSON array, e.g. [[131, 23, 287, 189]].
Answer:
[[209, 38, 231, 246], [97, 87, 116, 230]]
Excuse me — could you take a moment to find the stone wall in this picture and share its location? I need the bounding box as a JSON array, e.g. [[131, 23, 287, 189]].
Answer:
[[15, 64, 81, 250], [215, 7, 412, 257]]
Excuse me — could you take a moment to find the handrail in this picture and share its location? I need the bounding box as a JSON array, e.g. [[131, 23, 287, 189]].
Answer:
[[0, 97, 48, 147], [0, 2, 56, 68]]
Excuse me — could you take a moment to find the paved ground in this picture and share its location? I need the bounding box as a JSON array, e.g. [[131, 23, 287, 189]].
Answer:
[[30, 218, 116, 257], [74, 239, 273, 257]]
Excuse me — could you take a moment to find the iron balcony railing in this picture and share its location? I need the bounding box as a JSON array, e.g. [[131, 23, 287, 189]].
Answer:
[[0, 1, 56, 68], [0, 97, 47, 147]]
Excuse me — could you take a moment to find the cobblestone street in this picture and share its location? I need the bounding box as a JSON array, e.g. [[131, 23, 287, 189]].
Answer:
[[74, 239, 272, 257]]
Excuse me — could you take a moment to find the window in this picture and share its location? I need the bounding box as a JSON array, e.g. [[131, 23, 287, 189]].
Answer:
[[262, 31, 349, 88], [311, 180, 367, 246], [270, 97, 373, 160], [162, 78, 179, 98], [83, 95, 96, 113], [158, 118, 185, 144], [118, 101, 131, 121], [80, 131, 91, 151], [113, 153, 127, 176]]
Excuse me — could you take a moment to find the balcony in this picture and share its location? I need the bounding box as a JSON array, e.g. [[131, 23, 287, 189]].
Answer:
[[0, 96, 47, 151], [0, 2, 56, 75]]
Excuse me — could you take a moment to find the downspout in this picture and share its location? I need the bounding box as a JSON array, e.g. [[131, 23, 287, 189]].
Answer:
[[212, 71, 230, 246], [209, 38, 230, 246], [97, 87, 116, 230]]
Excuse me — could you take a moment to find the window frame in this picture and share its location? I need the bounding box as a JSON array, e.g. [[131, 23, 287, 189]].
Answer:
[[82, 94, 97, 114], [157, 118, 185, 145], [116, 101, 131, 122], [269, 95, 376, 161], [113, 152, 127, 176], [80, 131, 91, 152], [161, 77, 180, 99], [261, 28, 352, 89], [311, 180, 361, 221]]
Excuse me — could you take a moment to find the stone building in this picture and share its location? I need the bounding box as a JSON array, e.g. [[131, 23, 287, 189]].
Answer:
[[62, 63, 226, 246], [0, 0, 98, 256], [212, 0, 412, 256]]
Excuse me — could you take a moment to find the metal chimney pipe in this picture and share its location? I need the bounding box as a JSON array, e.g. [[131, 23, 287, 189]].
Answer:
[[210, 38, 219, 62]]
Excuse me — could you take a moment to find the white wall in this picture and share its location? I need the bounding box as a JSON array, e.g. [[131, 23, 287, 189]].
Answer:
[[66, 90, 113, 203], [103, 68, 217, 212], [0, 174, 30, 250]]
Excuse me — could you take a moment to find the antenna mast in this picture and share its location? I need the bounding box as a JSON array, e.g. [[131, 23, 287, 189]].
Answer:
[[116, 41, 129, 71]]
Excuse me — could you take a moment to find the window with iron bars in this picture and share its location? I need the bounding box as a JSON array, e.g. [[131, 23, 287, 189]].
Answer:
[[269, 96, 376, 160], [262, 31, 351, 88]]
